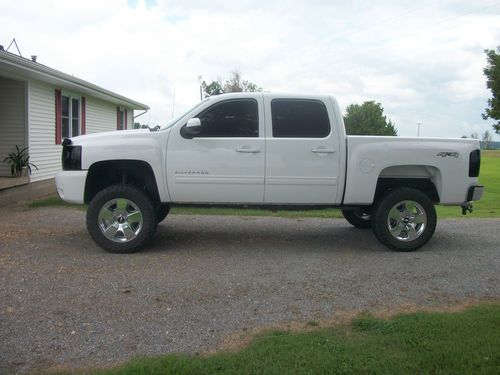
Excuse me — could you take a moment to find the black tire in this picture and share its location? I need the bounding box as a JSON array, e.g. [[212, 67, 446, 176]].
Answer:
[[156, 204, 170, 224], [86, 184, 157, 253], [341, 208, 372, 229], [372, 188, 436, 252]]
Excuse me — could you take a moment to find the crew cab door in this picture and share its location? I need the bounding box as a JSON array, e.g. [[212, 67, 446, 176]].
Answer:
[[166, 95, 265, 203], [264, 96, 341, 204]]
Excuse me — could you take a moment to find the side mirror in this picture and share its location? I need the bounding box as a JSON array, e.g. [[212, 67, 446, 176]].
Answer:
[[180, 118, 202, 139]]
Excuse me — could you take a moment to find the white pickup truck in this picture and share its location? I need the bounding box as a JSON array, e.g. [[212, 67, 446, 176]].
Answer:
[[56, 93, 484, 253]]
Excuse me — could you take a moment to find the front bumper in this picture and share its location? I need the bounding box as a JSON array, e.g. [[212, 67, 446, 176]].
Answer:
[[466, 185, 484, 202], [55, 170, 88, 204]]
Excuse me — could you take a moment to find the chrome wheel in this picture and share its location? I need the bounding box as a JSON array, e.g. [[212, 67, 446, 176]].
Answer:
[[387, 200, 427, 242], [98, 198, 143, 243]]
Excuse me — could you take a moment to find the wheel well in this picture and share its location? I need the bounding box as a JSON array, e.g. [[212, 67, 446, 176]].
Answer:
[[84, 160, 160, 204], [374, 178, 440, 204]]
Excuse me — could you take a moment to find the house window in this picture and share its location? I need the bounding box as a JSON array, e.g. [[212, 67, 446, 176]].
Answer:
[[61, 94, 80, 139], [55, 90, 85, 144], [117, 107, 127, 130]]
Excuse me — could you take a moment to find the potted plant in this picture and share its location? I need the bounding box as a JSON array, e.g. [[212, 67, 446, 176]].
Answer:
[[3, 145, 38, 177]]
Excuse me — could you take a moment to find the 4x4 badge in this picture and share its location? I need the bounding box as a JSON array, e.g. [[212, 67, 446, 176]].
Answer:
[[437, 152, 459, 158]]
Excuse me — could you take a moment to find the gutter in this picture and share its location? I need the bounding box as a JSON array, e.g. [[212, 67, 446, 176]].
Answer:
[[0, 51, 149, 110]]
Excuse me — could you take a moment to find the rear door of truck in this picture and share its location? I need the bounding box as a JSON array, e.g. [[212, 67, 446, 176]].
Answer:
[[263, 94, 343, 204]]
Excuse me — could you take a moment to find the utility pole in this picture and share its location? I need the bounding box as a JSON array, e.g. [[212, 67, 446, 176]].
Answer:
[[198, 75, 203, 100], [171, 87, 176, 118], [417, 123, 422, 137]]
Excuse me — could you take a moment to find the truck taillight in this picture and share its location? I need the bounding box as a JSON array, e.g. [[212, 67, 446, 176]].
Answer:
[[469, 149, 480, 177], [62, 145, 82, 170]]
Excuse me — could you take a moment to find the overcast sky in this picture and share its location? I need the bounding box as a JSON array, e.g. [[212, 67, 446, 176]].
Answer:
[[2, 0, 499, 139]]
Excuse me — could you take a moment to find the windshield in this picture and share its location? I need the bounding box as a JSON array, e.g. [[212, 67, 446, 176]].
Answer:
[[160, 99, 209, 130]]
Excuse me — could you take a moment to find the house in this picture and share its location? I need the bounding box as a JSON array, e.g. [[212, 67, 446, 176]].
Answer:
[[0, 49, 149, 203]]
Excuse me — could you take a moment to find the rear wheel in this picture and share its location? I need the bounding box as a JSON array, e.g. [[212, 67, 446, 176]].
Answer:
[[86, 184, 156, 253], [341, 208, 372, 229], [372, 188, 436, 251]]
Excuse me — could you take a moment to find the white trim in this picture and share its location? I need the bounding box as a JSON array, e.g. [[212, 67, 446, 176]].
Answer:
[[0, 51, 148, 110], [24, 80, 30, 154], [60, 92, 82, 139]]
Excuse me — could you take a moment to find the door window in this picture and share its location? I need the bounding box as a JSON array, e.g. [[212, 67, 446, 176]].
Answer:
[[271, 99, 330, 138], [196, 99, 258, 137]]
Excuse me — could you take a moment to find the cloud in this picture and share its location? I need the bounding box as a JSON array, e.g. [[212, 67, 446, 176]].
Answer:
[[1, 0, 499, 138]]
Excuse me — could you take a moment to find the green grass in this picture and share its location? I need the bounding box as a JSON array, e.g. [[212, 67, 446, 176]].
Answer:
[[170, 206, 344, 218], [30, 150, 499, 218], [28, 195, 85, 210], [56, 304, 500, 375], [436, 150, 500, 218]]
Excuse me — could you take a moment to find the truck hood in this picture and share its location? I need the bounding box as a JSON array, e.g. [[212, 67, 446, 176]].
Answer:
[[69, 129, 152, 146]]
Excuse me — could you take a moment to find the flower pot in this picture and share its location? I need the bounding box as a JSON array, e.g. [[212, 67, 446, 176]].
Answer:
[[20, 166, 29, 177]]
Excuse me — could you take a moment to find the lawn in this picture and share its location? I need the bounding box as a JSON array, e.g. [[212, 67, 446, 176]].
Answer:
[[55, 304, 500, 375], [30, 150, 499, 218]]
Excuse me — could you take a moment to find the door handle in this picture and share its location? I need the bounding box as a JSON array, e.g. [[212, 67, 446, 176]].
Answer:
[[311, 148, 335, 154], [236, 147, 261, 153]]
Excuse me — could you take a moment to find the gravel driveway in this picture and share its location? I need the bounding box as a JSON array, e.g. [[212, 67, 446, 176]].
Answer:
[[1, 206, 499, 374]]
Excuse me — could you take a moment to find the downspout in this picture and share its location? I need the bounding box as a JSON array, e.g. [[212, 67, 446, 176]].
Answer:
[[133, 109, 149, 130], [133, 109, 148, 120]]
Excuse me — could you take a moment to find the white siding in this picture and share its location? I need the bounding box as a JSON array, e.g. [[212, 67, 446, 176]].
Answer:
[[86, 96, 117, 134], [28, 79, 59, 182], [24, 80, 140, 182], [0, 76, 26, 176]]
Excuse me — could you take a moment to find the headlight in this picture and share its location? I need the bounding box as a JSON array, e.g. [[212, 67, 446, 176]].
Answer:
[[62, 144, 82, 170]]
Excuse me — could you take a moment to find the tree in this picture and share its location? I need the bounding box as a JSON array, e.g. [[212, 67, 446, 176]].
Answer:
[[200, 70, 262, 98], [343, 101, 398, 136], [470, 132, 479, 139], [483, 47, 500, 134], [482, 130, 492, 149]]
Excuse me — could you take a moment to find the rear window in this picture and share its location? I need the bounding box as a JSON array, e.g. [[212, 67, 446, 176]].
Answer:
[[271, 99, 330, 138]]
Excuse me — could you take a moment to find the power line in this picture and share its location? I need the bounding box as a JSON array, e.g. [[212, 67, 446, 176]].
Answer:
[[287, 1, 500, 78]]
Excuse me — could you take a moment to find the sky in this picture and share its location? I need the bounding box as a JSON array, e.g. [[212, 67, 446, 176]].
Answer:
[[1, 0, 499, 139]]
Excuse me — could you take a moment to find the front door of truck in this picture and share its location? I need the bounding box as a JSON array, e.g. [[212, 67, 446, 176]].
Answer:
[[166, 95, 265, 203], [264, 96, 341, 204]]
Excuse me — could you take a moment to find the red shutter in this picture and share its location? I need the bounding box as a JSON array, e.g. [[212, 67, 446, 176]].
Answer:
[[117, 107, 120, 130], [55, 89, 62, 144], [124, 109, 128, 130], [81, 97, 86, 135]]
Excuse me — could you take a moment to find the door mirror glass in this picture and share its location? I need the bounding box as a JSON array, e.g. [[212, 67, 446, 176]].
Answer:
[[187, 117, 201, 128], [181, 118, 202, 139]]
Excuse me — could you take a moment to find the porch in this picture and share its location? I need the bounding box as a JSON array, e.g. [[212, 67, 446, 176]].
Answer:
[[0, 176, 29, 190], [0, 178, 56, 206]]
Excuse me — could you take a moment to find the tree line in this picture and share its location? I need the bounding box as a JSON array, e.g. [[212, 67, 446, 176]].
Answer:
[[198, 71, 397, 136]]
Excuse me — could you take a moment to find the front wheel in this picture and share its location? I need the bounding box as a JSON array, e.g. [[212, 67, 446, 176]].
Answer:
[[156, 203, 170, 224], [372, 188, 436, 252], [86, 184, 157, 253]]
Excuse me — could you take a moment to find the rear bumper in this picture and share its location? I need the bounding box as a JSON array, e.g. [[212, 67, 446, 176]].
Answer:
[[466, 185, 484, 202], [55, 170, 88, 204]]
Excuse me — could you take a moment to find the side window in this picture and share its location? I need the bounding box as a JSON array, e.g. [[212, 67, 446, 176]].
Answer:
[[196, 99, 258, 137], [271, 99, 330, 138]]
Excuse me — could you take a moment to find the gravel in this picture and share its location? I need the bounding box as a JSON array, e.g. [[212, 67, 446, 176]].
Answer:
[[0, 206, 499, 374]]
